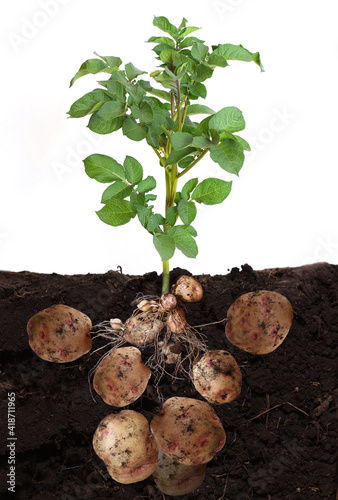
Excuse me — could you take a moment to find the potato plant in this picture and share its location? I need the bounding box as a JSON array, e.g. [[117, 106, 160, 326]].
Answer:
[[68, 15, 264, 296]]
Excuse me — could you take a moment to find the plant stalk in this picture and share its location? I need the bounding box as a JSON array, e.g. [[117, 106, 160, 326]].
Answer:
[[162, 260, 170, 294]]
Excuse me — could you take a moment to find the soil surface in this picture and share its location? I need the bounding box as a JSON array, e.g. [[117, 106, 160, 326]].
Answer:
[[0, 263, 337, 500]]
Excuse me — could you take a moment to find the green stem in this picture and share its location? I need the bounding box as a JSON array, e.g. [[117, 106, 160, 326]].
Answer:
[[176, 149, 209, 178], [162, 260, 170, 294]]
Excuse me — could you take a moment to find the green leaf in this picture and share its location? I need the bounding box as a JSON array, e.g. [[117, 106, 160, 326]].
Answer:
[[186, 104, 215, 115], [106, 80, 126, 102], [69, 59, 108, 87], [179, 36, 205, 49], [178, 155, 195, 170], [194, 63, 214, 82], [88, 101, 125, 134], [96, 199, 136, 226], [104, 71, 128, 87], [153, 233, 176, 261], [94, 53, 122, 69], [167, 226, 198, 258], [137, 176, 156, 193], [181, 178, 198, 200], [209, 139, 245, 175], [145, 194, 157, 202], [178, 199, 197, 225], [147, 213, 165, 233], [67, 89, 111, 118], [126, 81, 146, 105], [191, 43, 209, 62], [153, 16, 178, 38], [122, 116, 148, 141], [124, 156, 143, 184], [233, 135, 251, 151], [171, 132, 193, 150], [130, 102, 153, 123], [160, 49, 176, 65], [209, 106, 245, 133], [147, 36, 175, 47], [179, 26, 201, 39], [188, 82, 207, 99], [192, 136, 214, 148], [130, 191, 145, 207], [125, 62, 146, 81], [145, 86, 171, 102], [165, 206, 178, 226], [101, 181, 133, 203], [209, 44, 264, 71], [84, 154, 125, 183], [136, 205, 153, 228], [191, 178, 232, 205], [186, 225, 198, 237], [166, 147, 197, 166]]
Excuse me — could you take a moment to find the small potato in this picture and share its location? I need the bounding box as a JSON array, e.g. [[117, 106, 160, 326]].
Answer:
[[167, 307, 187, 335], [160, 293, 177, 311], [226, 290, 293, 355], [193, 350, 242, 404], [171, 275, 203, 303], [93, 410, 158, 484], [153, 449, 206, 496], [124, 311, 164, 346], [150, 397, 226, 466], [93, 346, 151, 407], [27, 304, 92, 363]]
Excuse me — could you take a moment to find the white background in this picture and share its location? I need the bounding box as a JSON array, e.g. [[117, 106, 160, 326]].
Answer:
[[1, 0, 338, 277]]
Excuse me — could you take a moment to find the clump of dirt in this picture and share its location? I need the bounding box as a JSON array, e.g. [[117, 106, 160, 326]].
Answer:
[[0, 263, 337, 499]]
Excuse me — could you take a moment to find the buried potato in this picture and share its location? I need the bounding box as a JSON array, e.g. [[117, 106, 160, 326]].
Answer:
[[193, 350, 242, 404], [226, 290, 293, 355], [93, 410, 158, 484], [150, 397, 226, 466], [93, 346, 151, 407], [27, 304, 92, 363], [152, 449, 206, 496], [123, 311, 164, 346]]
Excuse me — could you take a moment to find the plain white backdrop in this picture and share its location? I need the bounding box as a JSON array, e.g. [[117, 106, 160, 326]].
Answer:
[[1, 0, 338, 276]]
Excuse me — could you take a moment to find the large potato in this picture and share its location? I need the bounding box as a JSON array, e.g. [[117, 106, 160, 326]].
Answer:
[[27, 304, 92, 363], [225, 290, 293, 355], [193, 350, 242, 404], [153, 449, 206, 496], [93, 346, 151, 407], [93, 410, 158, 484], [150, 397, 226, 466]]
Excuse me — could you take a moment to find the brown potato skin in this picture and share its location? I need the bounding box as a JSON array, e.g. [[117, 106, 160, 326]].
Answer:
[[93, 411, 158, 484], [193, 350, 242, 404], [124, 312, 164, 346], [150, 397, 226, 466], [171, 275, 203, 303], [93, 346, 151, 407], [226, 290, 293, 355], [153, 449, 206, 496], [27, 304, 92, 363], [167, 307, 187, 335]]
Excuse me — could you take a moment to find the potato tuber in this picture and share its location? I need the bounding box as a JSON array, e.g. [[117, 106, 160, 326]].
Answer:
[[27, 304, 92, 363]]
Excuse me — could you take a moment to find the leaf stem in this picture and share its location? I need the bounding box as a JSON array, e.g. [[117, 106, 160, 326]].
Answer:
[[152, 146, 166, 167], [177, 149, 209, 178]]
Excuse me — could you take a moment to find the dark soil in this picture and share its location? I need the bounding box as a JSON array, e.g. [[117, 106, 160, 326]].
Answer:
[[0, 263, 337, 500]]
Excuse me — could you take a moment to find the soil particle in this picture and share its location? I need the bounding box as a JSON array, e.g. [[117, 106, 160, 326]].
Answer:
[[0, 263, 337, 499]]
